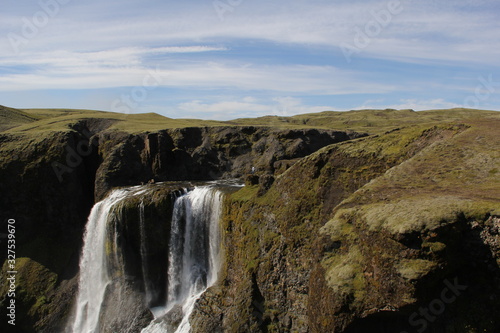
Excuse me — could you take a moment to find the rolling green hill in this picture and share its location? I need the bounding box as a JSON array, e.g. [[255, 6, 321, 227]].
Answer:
[[0, 105, 39, 131], [2, 105, 499, 135], [0, 104, 499, 332]]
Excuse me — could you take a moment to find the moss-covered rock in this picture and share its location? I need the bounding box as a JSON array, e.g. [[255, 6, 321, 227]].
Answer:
[[2, 105, 500, 332], [191, 116, 500, 333]]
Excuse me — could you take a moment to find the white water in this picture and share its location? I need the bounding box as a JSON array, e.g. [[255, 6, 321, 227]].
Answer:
[[139, 200, 154, 305], [142, 186, 223, 333], [70, 184, 223, 333], [71, 189, 130, 333]]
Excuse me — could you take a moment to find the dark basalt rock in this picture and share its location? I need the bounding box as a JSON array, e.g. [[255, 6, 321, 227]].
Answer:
[[0, 120, 362, 332], [245, 174, 260, 186], [257, 174, 274, 196], [93, 126, 364, 200]]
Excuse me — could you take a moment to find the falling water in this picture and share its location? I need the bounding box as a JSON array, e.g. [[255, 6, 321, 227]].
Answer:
[[71, 189, 130, 333], [70, 184, 224, 333], [143, 186, 223, 333], [168, 186, 222, 306], [139, 200, 155, 305]]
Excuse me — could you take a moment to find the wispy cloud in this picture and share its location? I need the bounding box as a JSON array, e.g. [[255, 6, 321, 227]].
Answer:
[[355, 98, 462, 111], [0, 52, 395, 95], [174, 96, 335, 119], [0, 46, 227, 67], [3, 1, 498, 65], [0, 0, 498, 116]]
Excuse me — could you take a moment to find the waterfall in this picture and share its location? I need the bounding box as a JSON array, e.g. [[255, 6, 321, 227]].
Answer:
[[167, 186, 222, 307], [70, 184, 224, 333], [139, 200, 154, 305], [143, 186, 223, 333], [71, 189, 130, 333]]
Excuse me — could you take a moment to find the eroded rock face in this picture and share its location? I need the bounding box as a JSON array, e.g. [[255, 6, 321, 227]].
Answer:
[[0, 130, 98, 333], [0, 119, 361, 332], [190, 123, 500, 333], [98, 283, 153, 333], [5, 114, 499, 333], [94, 127, 364, 200]]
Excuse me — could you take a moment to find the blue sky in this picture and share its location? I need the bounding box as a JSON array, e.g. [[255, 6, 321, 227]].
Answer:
[[1, 0, 499, 120]]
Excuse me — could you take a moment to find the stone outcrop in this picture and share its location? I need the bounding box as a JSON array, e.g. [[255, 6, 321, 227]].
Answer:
[[189, 121, 500, 333], [1, 108, 499, 333], [0, 117, 361, 332], [93, 126, 363, 200]]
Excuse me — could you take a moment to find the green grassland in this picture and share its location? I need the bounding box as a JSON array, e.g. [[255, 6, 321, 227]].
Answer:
[[229, 108, 500, 133], [323, 118, 500, 235], [2, 104, 498, 175], [1, 103, 499, 332], [0, 105, 39, 131], [2, 105, 499, 136], [0, 106, 228, 160], [13, 108, 228, 133]]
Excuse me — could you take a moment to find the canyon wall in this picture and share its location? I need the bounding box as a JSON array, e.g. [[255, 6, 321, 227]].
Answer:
[[1, 109, 499, 332]]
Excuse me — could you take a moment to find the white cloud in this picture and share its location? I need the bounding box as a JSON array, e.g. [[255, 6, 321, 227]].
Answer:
[[0, 46, 227, 68], [0, 51, 395, 95], [0, 0, 499, 117], [174, 96, 335, 120], [355, 98, 462, 111], [2, 0, 499, 65]]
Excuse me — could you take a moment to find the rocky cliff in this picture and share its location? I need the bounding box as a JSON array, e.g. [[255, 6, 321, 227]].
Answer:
[[0, 106, 361, 332], [0, 106, 499, 332], [92, 125, 363, 200], [190, 118, 500, 332]]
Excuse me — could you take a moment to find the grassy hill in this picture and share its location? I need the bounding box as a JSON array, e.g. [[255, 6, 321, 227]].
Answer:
[[12, 107, 228, 133], [214, 111, 500, 332], [2, 105, 499, 135], [229, 108, 500, 133], [0, 105, 39, 131], [0, 103, 499, 332]]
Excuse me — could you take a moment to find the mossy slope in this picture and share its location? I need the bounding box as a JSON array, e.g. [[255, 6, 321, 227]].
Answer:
[[1, 104, 499, 332], [193, 114, 500, 332], [316, 118, 500, 332]]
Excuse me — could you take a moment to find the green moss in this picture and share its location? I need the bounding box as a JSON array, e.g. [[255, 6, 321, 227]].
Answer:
[[267, 323, 279, 332], [34, 296, 48, 308], [396, 259, 437, 280], [262, 229, 279, 247], [321, 246, 365, 299], [0, 258, 58, 319], [230, 185, 259, 202], [321, 210, 356, 242], [329, 196, 499, 235], [422, 241, 447, 253]]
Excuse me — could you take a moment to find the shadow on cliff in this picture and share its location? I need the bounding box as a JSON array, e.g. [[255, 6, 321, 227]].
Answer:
[[337, 215, 500, 333]]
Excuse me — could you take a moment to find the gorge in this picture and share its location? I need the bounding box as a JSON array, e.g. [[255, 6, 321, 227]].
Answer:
[[70, 183, 229, 333], [0, 106, 499, 332]]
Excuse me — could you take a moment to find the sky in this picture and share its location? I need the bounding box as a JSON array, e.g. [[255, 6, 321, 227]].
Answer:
[[0, 0, 499, 120]]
